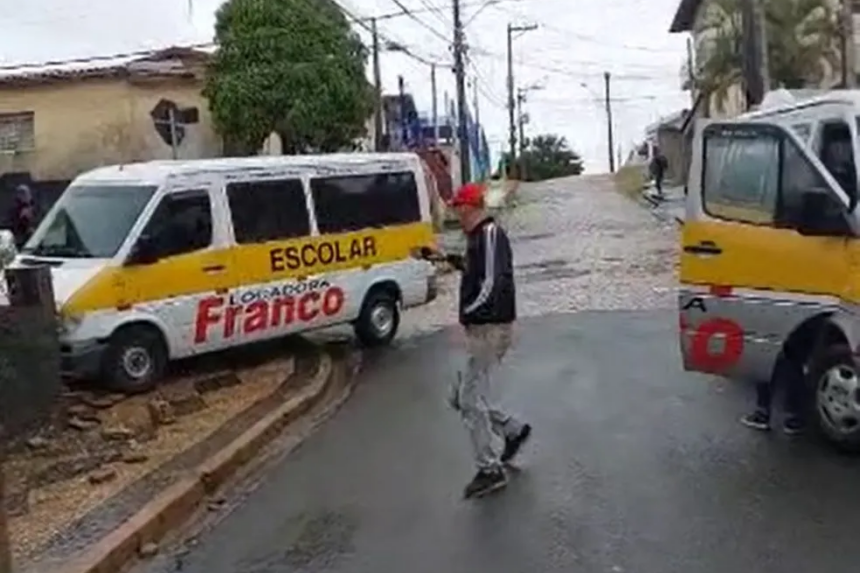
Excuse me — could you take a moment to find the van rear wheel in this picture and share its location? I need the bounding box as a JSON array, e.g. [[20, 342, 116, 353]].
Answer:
[[354, 290, 400, 347], [101, 325, 168, 394], [809, 344, 860, 452]]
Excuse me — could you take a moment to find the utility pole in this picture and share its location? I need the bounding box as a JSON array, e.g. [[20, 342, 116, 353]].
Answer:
[[371, 18, 383, 151], [431, 64, 439, 144], [506, 22, 537, 176], [398, 75, 408, 149], [603, 71, 615, 173], [507, 24, 516, 171], [473, 77, 480, 128], [740, 0, 768, 109], [686, 37, 695, 91], [516, 89, 525, 157], [516, 89, 527, 181], [841, 0, 856, 87], [453, 0, 471, 184]]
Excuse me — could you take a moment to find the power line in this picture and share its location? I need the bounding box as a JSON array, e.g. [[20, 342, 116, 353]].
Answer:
[[489, 3, 684, 55], [0, 42, 215, 72], [469, 61, 507, 108], [385, 0, 452, 44]]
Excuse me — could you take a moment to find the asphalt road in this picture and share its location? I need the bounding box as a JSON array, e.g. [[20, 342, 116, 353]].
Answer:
[[138, 310, 860, 573]]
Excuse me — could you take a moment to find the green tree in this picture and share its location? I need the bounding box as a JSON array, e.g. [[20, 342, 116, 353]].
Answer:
[[696, 0, 840, 113], [205, 0, 373, 155], [497, 134, 584, 181]]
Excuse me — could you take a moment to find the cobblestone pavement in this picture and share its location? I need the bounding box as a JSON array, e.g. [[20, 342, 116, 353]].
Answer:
[[400, 174, 679, 338]]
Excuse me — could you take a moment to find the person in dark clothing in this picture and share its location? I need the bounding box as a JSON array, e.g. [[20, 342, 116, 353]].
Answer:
[[741, 342, 806, 435], [649, 147, 669, 199], [8, 184, 36, 249], [422, 182, 531, 499]]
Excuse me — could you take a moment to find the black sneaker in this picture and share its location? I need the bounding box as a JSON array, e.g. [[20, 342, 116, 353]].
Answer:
[[783, 417, 805, 436], [463, 468, 507, 499], [740, 411, 771, 432], [501, 424, 532, 464]]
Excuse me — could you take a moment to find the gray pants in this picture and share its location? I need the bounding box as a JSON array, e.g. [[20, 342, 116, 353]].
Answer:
[[450, 323, 524, 471]]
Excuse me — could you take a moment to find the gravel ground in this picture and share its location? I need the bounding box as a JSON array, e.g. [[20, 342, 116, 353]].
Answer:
[[400, 174, 679, 338]]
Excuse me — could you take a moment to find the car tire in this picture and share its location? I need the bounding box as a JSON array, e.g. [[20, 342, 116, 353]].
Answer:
[[101, 325, 168, 394], [808, 344, 860, 453], [354, 289, 400, 347]]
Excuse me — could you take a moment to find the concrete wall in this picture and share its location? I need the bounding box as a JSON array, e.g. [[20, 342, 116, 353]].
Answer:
[[0, 77, 222, 180], [0, 305, 60, 441], [656, 127, 688, 184]]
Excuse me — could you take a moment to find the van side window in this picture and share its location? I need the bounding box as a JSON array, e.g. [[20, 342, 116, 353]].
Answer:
[[310, 171, 421, 234], [702, 127, 780, 224], [779, 135, 832, 224], [819, 121, 857, 199], [143, 190, 212, 258], [227, 179, 310, 243]]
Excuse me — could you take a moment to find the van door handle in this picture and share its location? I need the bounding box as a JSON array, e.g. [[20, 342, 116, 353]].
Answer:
[[202, 264, 225, 273], [683, 241, 722, 255]]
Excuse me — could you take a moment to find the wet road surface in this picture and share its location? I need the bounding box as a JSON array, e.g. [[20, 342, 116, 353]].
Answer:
[[138, 310, 860, 573]]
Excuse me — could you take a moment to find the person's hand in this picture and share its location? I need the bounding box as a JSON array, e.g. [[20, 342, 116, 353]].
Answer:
[[419, 246, 440, 260], [445, 253, 465, 270]]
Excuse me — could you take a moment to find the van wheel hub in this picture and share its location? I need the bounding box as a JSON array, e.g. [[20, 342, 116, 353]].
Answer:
[[370, 305, 394, 336], [817, 364, 860, 434], [122, 347, 152, 380]]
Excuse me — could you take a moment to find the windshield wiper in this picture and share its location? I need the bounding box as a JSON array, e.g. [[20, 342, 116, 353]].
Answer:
[[24, 245, 91, 258]]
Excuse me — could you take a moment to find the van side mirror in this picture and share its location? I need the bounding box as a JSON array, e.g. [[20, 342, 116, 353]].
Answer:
[[795, 191, 848, 236], [126, 235, 160, 265]]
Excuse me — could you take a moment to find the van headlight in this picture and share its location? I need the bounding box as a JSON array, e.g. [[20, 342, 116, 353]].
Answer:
[[57, 312, 83, 335]]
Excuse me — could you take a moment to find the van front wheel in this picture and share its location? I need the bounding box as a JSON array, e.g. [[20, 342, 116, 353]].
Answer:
[[809, 344, 860, 452], [101, 325, 168, 394], [354, 290, 400, 347]]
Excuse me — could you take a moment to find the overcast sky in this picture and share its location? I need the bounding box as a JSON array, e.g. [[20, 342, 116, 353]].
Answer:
[[0, 0, 690, 173]]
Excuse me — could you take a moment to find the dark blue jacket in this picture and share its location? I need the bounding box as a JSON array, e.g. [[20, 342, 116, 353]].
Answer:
[[451, 217, 516, 326]]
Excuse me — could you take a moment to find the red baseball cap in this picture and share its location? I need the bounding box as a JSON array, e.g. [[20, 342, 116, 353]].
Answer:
[[449, 182, 485, 207]]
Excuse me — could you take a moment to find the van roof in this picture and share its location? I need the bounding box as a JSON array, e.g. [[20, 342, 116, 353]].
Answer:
[[740, 90, 860, 121], [75, 152, 422, 185]]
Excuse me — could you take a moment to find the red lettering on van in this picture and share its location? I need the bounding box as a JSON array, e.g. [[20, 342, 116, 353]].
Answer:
[[193, 287, 345, 344]]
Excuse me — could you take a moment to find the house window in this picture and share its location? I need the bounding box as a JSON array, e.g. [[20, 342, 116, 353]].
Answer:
[[0, 112, 35, 153]]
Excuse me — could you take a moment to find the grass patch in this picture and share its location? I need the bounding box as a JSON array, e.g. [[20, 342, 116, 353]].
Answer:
[[614, 164, 647, 200]]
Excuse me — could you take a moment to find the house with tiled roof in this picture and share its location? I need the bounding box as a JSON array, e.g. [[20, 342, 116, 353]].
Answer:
[[0, 46, 222, 182]]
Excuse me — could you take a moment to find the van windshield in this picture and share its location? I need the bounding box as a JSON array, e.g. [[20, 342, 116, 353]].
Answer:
[[23, 184, 156, 258]]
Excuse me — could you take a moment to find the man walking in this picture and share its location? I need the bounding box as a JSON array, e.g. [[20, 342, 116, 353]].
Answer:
[[424, 182, 531, 499], [649, 147, 669, 200]]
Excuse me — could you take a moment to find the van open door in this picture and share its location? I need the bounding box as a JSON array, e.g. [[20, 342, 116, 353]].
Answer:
[[678, 118, 856, 382]]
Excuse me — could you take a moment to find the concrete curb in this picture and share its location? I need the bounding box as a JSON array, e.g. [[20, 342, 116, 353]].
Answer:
[[53, 351, 335, 573], [639, 193, 684, 226]]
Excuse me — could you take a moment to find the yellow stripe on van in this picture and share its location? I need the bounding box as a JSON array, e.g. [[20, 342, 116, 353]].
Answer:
[[681, 219, 858, 302], [63, 222, 435, 314]]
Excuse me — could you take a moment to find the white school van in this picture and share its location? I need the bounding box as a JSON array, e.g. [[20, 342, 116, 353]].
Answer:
[[9, 153, 438, 393]]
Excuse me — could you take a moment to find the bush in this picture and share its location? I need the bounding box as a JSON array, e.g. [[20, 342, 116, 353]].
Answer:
[[614, 165, 648, 199]]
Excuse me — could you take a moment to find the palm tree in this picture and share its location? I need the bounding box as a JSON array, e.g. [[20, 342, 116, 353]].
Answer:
[[695, 0, 841, 112]]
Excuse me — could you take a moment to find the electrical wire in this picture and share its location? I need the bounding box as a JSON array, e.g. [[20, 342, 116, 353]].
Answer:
[[385, 0, 453, 44], [488, 2, 684, 55]]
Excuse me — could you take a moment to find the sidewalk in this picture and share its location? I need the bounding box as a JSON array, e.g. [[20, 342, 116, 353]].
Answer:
[[641, 184, 684, 225]]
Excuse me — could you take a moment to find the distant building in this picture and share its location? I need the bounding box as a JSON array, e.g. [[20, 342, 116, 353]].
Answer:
[[0, 46, 221, 182]]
